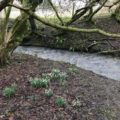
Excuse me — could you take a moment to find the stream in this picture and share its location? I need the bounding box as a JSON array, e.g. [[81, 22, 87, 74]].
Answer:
[[15, 46, 120, 81]]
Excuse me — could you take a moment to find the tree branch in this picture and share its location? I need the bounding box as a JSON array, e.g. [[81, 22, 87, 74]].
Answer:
[[48, 0, 64, 25], [86, 0, 108, 21], [8, 3, 120, 39]]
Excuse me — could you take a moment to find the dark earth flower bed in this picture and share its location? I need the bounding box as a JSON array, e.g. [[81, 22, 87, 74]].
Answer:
[[0, 54, 120, 120]]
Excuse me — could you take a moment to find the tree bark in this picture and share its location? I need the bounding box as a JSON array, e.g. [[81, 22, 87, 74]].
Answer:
[[0, 0, 10, 66], [0, 46, 10, 66], [0, 8, 28, 66], [28, 0, 43, 32], [0, 0, 10, 11]]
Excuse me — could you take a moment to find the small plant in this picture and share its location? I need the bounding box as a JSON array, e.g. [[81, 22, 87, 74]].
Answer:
[[59, 72, 67, 85], [44, 89, 53, 98], [68, 66, 79, 75], [55, 36, 65, 45], [51, 69, 67, 79], [56, 97, 67, 107], [50, 69, 67, 85], [3, 85, 16, 98], [30, 78, 49, 88], [51, 69, 61, 79], [72, 98, 82, 109], [69, 46, 75, 52], [42, 73, 51, 82]]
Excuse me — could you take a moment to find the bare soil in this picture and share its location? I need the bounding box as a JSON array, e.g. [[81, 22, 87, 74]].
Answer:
[[0, 54, 120, 120]]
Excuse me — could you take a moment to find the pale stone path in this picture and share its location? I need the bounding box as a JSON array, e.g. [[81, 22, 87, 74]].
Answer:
[[15, 46, 120, 81]]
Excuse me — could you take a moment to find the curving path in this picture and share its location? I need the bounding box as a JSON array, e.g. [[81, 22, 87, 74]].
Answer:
[[15, 46, 120, 81]]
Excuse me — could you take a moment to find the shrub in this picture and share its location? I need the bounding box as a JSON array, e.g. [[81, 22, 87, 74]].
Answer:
[[3, 85, 16, 98], [56, 97, 67, 107]]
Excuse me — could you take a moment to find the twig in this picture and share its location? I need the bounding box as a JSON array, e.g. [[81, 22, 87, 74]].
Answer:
[[48, 0, 64, 25], [98, 49, 120, 54]]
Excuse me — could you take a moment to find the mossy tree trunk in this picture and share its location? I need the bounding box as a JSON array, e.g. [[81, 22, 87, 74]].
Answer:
[[0, 48, 10, 66], [0, 39, 24, 66], [21, 0, 43, 32], [0, 13, 28, 66], [0, 42, 15, 66]]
